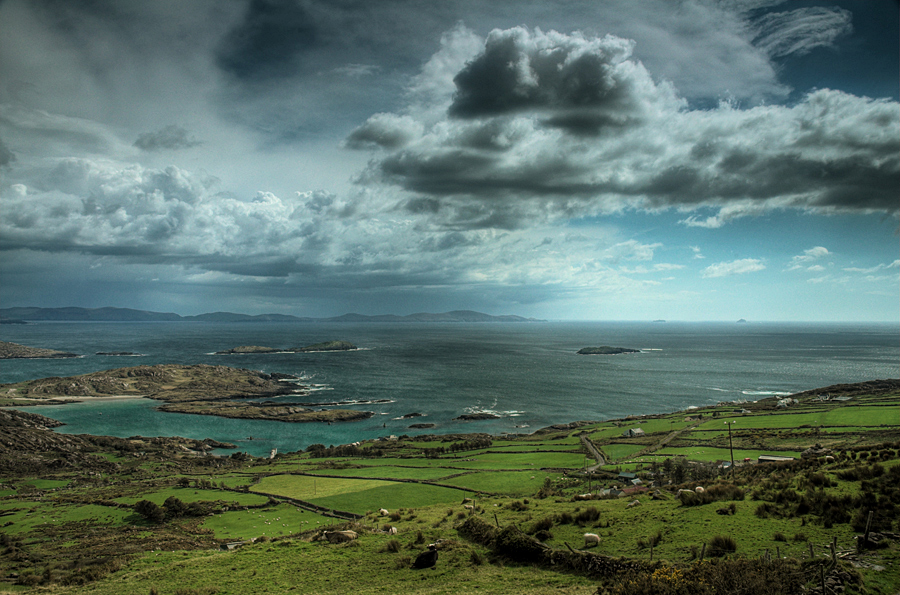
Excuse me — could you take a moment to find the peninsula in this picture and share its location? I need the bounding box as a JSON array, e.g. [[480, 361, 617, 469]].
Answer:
[[576, 346, 640, 355], [0, 364, 372, 423], [0, 341, 79, 359]]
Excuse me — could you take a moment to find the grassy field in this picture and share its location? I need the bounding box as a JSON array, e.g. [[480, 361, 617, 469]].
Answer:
[[0, 381, 898, 594]]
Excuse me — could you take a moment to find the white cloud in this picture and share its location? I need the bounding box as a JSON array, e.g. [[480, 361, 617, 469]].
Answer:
[[751, 7, 852, 59], [348, 27, 899, 232], [843, 260, 900, 274], [701, 258, 766, 278], [787, 246, 832, 270]]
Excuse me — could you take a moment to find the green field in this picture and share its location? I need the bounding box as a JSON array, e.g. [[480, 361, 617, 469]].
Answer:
[[0, 381, 897, 594]]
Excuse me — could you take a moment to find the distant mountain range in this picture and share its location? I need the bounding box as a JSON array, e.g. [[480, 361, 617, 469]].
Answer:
[[0, 307, 544, 324]]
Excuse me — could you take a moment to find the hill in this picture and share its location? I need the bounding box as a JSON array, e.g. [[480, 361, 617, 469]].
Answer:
[[0, 306, 544, 323]]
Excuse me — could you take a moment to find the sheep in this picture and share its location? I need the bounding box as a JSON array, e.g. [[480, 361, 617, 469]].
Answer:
[[574, 493, 593, 501], [323, 530, 358, 544], [464, 504, 475, 511], [694, 486, 705, 494], [627, 499, 641, 508], [584, 533, 600, 547], [825, 455, 835, 463], [379, 508, 389, 516]]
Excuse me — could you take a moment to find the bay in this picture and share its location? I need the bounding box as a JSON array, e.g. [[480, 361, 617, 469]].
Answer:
[[1, 321, 897, 457]]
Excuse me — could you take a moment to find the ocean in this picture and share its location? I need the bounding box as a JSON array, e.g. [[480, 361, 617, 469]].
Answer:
[[1, 321, 897, 457]]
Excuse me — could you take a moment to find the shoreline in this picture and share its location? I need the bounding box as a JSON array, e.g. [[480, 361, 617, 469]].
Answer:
[[8, 394, 149, 403]]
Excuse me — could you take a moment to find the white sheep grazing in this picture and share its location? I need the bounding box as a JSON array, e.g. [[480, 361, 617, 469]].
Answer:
[[386, 526, 398, 535], [464, 504, 475, 512], [584, 533, 600, 547], [694, 486, 705, 494], [627, 499, 641, 508], [825, 455, 835, 463], [379, 508, 389, 516], [323, 530, 358, 544]]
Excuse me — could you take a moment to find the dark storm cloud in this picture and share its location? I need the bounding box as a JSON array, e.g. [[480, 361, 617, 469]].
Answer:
[[0, 136, 14, 166], [216, 0, 319, 82], [448, 27, 644, 119], [134, 125, 202, 151], [348, 25, 899, 229]]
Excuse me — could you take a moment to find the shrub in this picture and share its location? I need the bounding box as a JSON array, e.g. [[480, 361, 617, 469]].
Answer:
[[381, 539, 401, 553], [555, 511, 574, 525], [134, 499, 165, 524], [574, 506, 600, 525], [529, 517, 555, 534], [773, 532, 786, 542], [456, 516, 497, 547], [637, 531, 662, 550], [708, 535, 737, 557], [716, 503, 737, 515], [508, 500, 528, 511]]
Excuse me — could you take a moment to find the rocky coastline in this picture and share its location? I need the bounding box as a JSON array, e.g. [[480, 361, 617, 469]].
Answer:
[[0, 341, 79, 359], [0, 364, 371, 424]]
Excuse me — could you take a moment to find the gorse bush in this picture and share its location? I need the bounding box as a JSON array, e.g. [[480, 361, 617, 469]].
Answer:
[[609, 559, 805, 595]]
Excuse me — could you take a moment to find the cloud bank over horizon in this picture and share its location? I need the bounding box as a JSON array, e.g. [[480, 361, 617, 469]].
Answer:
[[1, 0, 897, 321]]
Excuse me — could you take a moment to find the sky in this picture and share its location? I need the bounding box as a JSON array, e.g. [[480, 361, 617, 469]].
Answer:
[[0, 0, 897, 321]]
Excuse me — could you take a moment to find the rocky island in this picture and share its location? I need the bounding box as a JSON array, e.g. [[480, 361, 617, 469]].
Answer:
[[215, 340, 357, 355], [0, 341, 79, 359], [453, 412, 501, 421], [576, 346, 641, 355], [0, 364, 372, 424]]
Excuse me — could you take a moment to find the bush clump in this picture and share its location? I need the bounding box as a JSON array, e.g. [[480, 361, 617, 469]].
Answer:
[[574, 506, 600, 525], [494, 526, 547, 563], [707, 535, 737, 557], [456, 516, 497, 547]]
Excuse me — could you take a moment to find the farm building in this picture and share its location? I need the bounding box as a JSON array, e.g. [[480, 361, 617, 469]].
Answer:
[[622, 428, 645, 437]]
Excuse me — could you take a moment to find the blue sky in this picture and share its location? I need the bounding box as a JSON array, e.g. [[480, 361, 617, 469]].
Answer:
[[0, 0, 897, 321]]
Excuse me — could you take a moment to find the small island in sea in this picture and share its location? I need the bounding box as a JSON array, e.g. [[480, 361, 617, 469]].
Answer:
[[215, 340, 357, 355], [0, 341, 79, 359], [576, 346, 640, 355], [0, 364, 372, 423]]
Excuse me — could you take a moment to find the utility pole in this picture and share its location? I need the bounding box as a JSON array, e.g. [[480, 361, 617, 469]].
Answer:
[[725, 421, 735, 481]]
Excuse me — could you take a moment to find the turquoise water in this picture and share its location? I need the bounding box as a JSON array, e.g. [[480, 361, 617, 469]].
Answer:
[[2, 321, 897, 457]]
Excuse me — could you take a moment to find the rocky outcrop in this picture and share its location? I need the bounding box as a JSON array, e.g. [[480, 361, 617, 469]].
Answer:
[[0, 341, 79, 359], [215, 341, 357, 355], [292, 341, 357, 352], [215, 346, 280, 355], [453, 412, 500, 421], [576, 346, 640, 355]]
